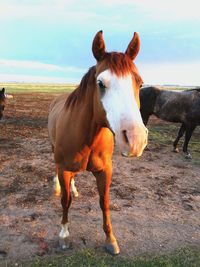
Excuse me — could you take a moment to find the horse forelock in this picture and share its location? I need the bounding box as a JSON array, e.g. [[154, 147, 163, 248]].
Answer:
[[98, 52, 143, 86]]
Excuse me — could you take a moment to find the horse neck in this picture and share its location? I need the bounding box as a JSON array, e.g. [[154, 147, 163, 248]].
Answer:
[[68, 82, 100, 147], [140, 87, 159, 125]]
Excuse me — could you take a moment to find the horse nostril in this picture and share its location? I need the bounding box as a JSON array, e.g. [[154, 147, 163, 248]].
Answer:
[[122, 130, 129, 144]]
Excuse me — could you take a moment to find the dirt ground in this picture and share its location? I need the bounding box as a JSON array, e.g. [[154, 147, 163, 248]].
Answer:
[[0, 93, 200, 263]]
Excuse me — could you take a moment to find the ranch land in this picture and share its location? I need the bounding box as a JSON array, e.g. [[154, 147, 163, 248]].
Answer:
[[0, 84, 200, 266]]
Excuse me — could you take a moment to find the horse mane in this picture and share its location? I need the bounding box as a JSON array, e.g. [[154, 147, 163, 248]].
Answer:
[[65, 66, 96, 108], [65, 52, 143, 109]]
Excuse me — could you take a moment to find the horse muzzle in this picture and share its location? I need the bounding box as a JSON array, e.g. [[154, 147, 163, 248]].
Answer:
[[121, 125, 148, 157]]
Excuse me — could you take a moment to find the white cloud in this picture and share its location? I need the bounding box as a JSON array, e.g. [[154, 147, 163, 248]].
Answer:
[[0, 59, 85, 73], [1, 0, 198, 22], [0, 59, 61, 71], [97, 0, 200, 21], [138, 61, 200, 86], [0, 1, 65, 20], [0, 73, 75, 83], [1, 59, 200, 86]]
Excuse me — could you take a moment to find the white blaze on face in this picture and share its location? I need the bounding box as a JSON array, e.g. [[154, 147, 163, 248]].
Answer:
[[97, 69, 147, 155]]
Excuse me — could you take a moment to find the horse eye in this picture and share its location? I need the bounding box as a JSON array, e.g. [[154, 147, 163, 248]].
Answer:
[[97, 80, 106, 95], [97, 80, 106, 89]]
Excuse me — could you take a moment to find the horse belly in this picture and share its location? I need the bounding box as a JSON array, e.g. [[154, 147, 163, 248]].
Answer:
[[155, 102, 184, 123]]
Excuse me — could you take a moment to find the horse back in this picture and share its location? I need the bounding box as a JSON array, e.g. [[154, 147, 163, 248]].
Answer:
[[155, 90, 200, 123]]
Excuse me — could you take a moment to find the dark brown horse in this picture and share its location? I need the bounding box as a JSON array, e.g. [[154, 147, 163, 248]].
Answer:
[[48, 31, 148, 255], [0, 88, 6, 120], [140, 86, 200, 158]]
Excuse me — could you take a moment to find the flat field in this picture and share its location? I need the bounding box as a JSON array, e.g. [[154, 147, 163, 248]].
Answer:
[[0, 84, 200, 266]]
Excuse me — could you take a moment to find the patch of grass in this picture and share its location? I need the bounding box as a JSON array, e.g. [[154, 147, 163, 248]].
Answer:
[[148, 124, 178, 147], [4, 246, 200, 267], [148, 123, 200, 165], [3, 83, 77, 94]]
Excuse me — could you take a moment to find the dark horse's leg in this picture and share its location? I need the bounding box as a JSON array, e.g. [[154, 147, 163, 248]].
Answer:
[[58, 167, 73, 249], [183, 125, 196, 159], [173, 123, 186, 153], [93, 164, 120, 255]]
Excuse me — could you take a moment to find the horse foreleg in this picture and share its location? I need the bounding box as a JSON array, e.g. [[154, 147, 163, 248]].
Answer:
[[183, 126, 196, 159], [93, 165, 120, 255], [173, 123, 186, 153], [58, 168, 73, 249]]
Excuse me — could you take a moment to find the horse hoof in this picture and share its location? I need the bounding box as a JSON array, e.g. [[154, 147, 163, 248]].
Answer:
[[185, 153, 192, 159], [59, 238, 70, 250], [173, 148, 179, 153], [105, 240, 120, 255]]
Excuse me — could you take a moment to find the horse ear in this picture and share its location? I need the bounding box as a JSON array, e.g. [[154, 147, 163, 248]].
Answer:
[[92, 30, 106, 61], [125, 32, 140, 61]]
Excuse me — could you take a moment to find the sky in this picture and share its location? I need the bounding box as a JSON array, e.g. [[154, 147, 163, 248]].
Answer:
[[0, 0, 200, 85]]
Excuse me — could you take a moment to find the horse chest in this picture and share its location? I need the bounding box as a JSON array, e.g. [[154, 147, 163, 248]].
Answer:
[[55, 145, 91, 172]]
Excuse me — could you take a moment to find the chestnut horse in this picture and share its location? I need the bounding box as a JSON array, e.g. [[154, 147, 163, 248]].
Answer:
[[0, 88, 6, 120], [48, 31, 148, 255]]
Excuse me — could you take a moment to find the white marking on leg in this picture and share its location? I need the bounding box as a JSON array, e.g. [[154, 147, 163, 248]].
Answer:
[[70, 178, 78, 197], [59, 223, 70, 239], [53, 174, 61, 197]]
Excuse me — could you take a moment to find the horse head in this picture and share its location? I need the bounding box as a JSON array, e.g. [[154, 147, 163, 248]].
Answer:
[[0, 88, 6, 120], [92, 31, 148, 157]]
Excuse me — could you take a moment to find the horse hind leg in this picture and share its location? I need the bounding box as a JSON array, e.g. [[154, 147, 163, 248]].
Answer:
[[53, 165, 61, 197], [58, 168, 73, 249], [183, 126, 196, 159], [53, 165, 78, 197], [173, 123, 186, 153], [93, 165, 120, 255], [70, 177, 79, 197]]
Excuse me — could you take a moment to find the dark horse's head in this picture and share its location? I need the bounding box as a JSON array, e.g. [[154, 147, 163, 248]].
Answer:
[[0, 88, 6, 120]]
